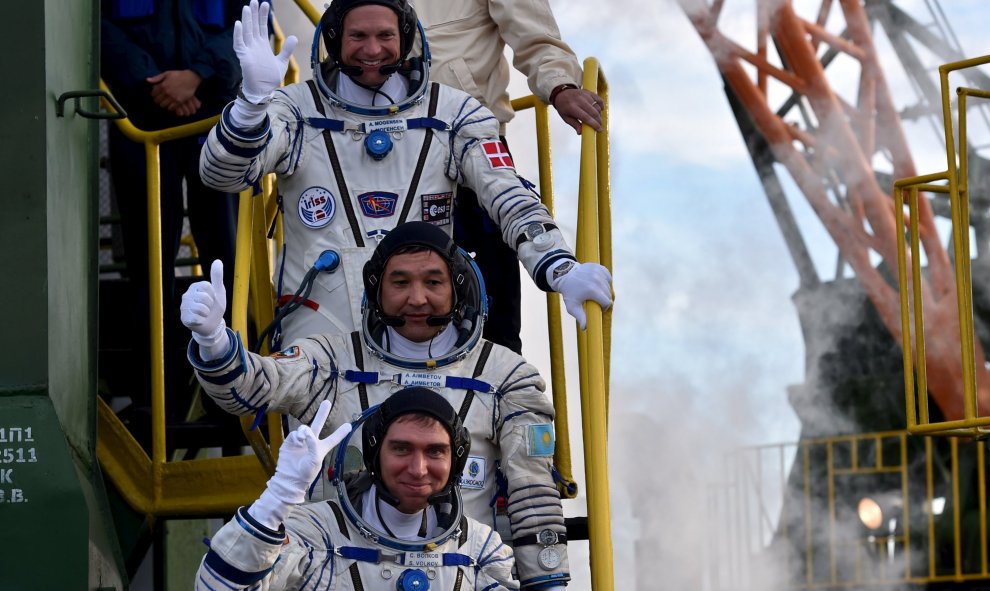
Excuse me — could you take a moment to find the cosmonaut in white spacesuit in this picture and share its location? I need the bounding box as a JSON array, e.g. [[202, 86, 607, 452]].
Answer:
[[195, 388, 518, 590], [197, 0, 612, 345], [183, 222, 572, 588]]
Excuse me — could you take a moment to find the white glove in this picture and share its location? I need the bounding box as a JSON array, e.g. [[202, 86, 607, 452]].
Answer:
[[550, 261, 613, 330], [180, 259, 229, 362], [248, 400, 353, 529], [229, 0, 297, 128]]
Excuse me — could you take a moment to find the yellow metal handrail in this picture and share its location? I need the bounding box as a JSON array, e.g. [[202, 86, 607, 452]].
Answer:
[[95, 22, 299, 514], [895, 53, 990, 438], [507, 59, 614, 591], [576, 58, 614, 591], [94, 96, 271, 511], [709, 432, 990, 589]]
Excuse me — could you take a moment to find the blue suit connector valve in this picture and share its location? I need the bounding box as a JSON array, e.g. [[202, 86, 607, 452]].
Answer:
[[365, 129, 394, 160], [316, 249, 341, 272], [396, 568, 430, 591]]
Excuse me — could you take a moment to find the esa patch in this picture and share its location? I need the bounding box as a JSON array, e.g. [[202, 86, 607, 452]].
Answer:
[[421, 192, 452, 226], [527, 424, 555, 457], [459, 455, 486, 489], [358, 191, 397, 218], [482, 140, 514, 169], [298, 186, 336, 228], [270, 346, 300, 360]]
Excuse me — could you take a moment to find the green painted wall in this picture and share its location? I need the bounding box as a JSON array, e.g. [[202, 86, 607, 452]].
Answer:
[[0, 0, 125, 588], [45, 0, 100, 458], [2, 0, 49, 393]]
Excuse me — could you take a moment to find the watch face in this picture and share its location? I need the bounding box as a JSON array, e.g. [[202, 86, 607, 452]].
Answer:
[[552, 261, 575, 281], [525, 222, 546, 240], [538, 546, 562, 570], [538, 529, 559, 546]]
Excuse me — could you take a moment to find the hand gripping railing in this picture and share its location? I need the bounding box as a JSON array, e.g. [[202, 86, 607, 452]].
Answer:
[[510, 59, 615, 591], [895, 54, 990, 438]]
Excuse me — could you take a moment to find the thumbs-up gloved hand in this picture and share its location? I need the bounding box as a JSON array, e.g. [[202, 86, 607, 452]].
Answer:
[[180, 259, 229, 362], [248, 400, 353, 529]]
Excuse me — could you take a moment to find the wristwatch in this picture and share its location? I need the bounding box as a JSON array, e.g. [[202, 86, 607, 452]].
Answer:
[[551, 260, 575, 282], [237, 86, 273, 106], [549, 83, 579, 108], [538, 529, 560, 546], [513, 529, 568, 547], [515, 222, 558, 251]]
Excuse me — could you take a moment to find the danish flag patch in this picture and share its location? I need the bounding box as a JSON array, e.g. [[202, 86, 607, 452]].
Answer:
[[482, 140, 514, 170]]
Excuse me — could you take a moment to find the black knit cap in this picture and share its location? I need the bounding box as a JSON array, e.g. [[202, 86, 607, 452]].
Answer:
[[319, 0, 418, 65], [362, 221, 469, 328], [362, 387, 471, 505]]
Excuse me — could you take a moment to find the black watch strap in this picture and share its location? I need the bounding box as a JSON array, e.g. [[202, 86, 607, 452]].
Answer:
[[515, 222, 558, 249], [513, 530, 568, 547]]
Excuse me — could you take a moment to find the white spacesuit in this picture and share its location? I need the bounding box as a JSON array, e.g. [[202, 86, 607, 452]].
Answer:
[[198, 0, 610, 344], [195, 391, 517, 591], [184, 222, 571, 588]]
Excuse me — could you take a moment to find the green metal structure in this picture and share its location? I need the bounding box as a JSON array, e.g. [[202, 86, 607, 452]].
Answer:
[[1, 0, 127, 588]]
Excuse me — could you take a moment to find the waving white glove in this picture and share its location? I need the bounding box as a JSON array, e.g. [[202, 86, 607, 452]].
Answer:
[[248, 401, 353, 529], [229, 0, 297, 128], [550, 261, 613, 330], [234, 0, 296, 102], [180, 259, 229, 362]]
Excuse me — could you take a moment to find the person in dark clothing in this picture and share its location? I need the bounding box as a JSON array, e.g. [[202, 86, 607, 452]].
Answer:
[[101, 0, 243, 419], [453, 175, 525, 353], [416, 0, 605, 355]]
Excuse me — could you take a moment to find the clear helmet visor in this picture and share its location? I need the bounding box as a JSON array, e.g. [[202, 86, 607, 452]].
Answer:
[[311, 18, 431, 116], [331, 408, 465, 551], [361, 249, 489, 370]]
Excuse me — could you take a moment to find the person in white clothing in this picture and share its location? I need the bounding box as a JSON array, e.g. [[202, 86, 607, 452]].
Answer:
[[182, 222, 576, 588], [195, 389, 518, 590], [197, 0, 612, 348]]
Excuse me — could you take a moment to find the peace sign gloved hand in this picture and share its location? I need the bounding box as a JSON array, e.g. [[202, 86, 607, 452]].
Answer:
[[180, 260, 230, 362], [550, 261, 613, 331], [248, 401, 353, 529], [229, 0, 297, 128]]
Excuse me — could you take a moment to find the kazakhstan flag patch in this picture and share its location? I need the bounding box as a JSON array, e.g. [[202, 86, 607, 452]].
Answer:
[[527, 424, 555, 457]]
